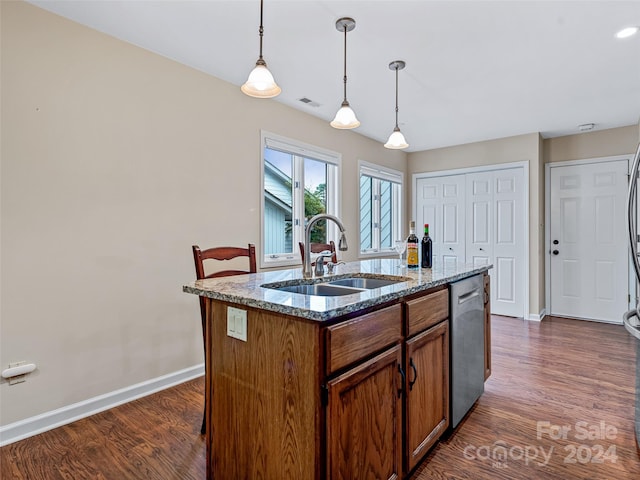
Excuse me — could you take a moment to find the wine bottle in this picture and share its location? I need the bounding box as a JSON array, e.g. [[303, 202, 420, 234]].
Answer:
[[406, 221, 419, 269], [421, 223, 433, 268]]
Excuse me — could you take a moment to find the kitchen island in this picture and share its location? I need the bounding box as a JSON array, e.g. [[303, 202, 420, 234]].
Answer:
[[183, 259, 491, 480]]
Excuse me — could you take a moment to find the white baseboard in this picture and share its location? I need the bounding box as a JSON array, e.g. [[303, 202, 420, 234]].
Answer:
[[0, 364, 204, 447], [527, 308, 546, 322]]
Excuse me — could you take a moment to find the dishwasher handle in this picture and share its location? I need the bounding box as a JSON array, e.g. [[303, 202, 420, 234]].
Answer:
[[457, 288, 481, 304]]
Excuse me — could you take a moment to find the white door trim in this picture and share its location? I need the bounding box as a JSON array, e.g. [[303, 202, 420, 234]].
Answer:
[[544, 154, 633, 321], [412, 160, 529, 319]]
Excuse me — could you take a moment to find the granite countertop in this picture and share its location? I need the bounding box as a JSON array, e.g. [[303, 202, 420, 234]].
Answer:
[[183, 259, 491, 322]]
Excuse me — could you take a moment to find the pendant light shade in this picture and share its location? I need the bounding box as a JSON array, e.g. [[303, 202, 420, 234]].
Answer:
[[385, 127, 409, 149], [242, 62, 281, 98], [330, 18, 360, 129], [384, 60, 409, 149], [331, 102, 360, 129], [241, 0, 281, 98]]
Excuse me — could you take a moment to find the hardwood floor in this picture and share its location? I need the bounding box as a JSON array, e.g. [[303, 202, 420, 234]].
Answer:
[[413, 315, 640, 480], [0, 379, 207, 479], [1, 315, 638, 479]]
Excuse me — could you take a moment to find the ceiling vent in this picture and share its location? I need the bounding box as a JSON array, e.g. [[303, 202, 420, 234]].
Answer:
[[578, 123, 595, 132], [298, 97, 321, 107]]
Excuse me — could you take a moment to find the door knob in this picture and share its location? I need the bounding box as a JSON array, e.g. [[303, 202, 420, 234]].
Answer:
[[552, 250, 559, 255], [553, 240, 559, 245]]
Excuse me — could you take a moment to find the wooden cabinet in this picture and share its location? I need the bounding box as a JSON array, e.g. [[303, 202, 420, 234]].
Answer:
[[208, 301, 321, 480], [326, 345, 403, 480], [325, 305, 403, 479], [326, 305, 402, 375], [405, 288, 448, 337], [405, 321, 449, 472], [403, 287, 450, 474], [203, 280, 483, 480], [484, 273, 491, 380]]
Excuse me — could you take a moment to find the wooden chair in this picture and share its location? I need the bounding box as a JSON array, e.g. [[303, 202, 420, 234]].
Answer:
[[298, 240, 338, 265], [192, 243, 256, 434]]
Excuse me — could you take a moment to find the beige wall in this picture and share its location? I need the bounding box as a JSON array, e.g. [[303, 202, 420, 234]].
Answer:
[[0, 2, 406, 425], [407, 133, 545, 317], [543, 125, 637, 163]]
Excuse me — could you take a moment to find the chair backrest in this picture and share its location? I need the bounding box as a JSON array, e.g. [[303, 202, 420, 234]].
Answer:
[[192, 244, 257, 322], [298, 241, 338, 265], [193, 244, 257, 279]]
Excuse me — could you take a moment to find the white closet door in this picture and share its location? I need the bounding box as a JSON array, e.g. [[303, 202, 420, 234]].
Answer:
[[418, 166, 525, 317], [416, 175, 466, 269], [492, 168, 525, 317], [466, 171, 494, 268], [466, 169, 525, 317]]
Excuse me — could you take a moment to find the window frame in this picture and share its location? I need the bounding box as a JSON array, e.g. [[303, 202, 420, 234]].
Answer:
[[358, 160, 404, 257], [260, 131, 342, 268]]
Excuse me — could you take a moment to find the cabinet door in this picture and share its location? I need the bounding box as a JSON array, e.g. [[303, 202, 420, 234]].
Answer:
[[405, 321, 449, 473], [484, 273, 491, 380], [327, 345, 403, 480]]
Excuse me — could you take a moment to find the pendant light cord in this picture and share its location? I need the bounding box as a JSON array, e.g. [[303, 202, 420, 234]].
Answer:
[[394, 65, 399, 129], [342, 25, 348, 103], [258, 0, 264, 63]]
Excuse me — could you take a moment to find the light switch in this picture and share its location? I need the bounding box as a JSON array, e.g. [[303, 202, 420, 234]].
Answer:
[[227, 306, 248, 342]]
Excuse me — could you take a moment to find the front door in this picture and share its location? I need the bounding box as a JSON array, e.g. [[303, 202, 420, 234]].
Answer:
[[549, 159, 628, 323]]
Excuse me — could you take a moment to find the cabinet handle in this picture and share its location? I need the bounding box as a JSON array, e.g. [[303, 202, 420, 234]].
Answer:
[[397, 364, 406, 398], [409, 358, 418, 391]]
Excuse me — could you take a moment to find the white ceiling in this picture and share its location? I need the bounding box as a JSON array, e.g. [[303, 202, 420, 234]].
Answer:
[[28, 0, 640, 152]]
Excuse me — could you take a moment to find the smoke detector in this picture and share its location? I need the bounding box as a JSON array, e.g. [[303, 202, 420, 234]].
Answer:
[[578, 123, 595, 132]]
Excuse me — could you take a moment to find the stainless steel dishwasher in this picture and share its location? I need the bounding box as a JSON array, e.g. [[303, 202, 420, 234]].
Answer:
[[450, 274, 485, 428]]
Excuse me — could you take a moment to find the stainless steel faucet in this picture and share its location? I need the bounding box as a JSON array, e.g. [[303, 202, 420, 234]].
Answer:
[[314, 251, 334, 276], [303, 214, 348, 278]]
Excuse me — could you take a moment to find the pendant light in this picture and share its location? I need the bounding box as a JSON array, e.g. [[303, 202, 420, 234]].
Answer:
[[241, 0, 281, 98], [384, 60, 409, 149], [330, 17, 360, 129]]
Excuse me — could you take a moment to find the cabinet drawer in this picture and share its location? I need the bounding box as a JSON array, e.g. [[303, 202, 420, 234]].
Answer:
[[326, 304, 402, 375], [406, 288, 449, 337]]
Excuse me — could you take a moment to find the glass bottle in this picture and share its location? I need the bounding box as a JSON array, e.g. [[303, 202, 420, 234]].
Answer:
[[406, 221, 419, 269]]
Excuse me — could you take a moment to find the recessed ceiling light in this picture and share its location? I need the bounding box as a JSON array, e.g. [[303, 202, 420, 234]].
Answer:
[[615, 26, 639, 39]]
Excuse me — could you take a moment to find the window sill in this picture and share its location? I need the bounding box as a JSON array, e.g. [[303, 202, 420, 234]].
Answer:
[[261, 258, 301, 270], [359, 251, 396, 260]]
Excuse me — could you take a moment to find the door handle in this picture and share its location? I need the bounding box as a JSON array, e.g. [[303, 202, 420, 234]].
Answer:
[[409, 358, 418, 391], [552, 250, 559, 255], [553, 240, 559, 245], [397, 364, 406, 398]]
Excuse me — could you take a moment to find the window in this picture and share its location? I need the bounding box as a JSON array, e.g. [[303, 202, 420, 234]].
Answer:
[[359, 161, 403, 255], [261, 132, 340, 267]]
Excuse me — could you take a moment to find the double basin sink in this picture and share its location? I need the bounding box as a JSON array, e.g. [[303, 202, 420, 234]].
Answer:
[[263, 276, 410, 297]]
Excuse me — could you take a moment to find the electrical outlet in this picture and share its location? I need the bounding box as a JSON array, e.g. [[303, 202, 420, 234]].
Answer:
[[227, 307, 248, 342]]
